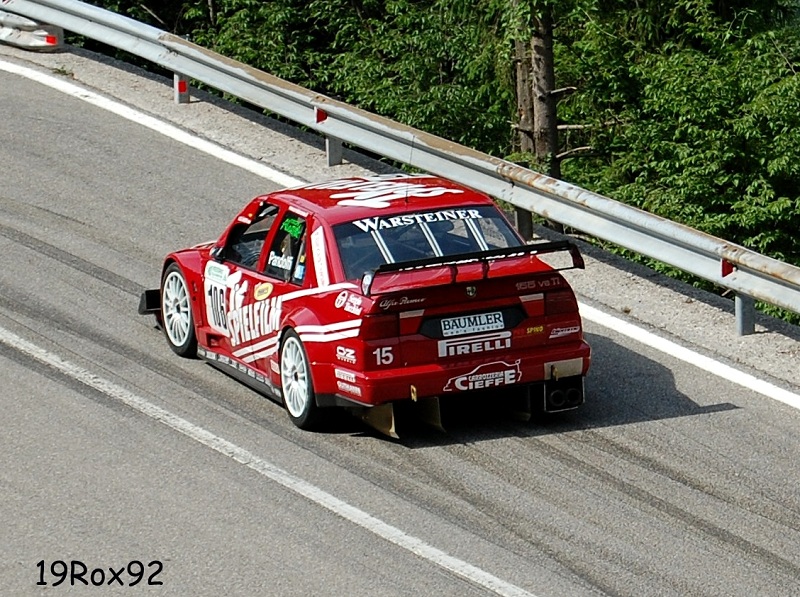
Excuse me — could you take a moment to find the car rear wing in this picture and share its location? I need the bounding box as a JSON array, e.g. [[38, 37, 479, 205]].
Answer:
[[360, 240, 584, 296]]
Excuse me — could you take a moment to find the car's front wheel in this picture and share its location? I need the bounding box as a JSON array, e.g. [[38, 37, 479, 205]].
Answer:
[[161, 263, 197, 357], [280, 330, 321, 430]]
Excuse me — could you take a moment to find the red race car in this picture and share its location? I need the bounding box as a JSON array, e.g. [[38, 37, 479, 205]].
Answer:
[[139, 174, 591, 436]]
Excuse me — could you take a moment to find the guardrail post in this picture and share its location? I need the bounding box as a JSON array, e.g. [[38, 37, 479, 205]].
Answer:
[[735, 294, 755, 336], [515, 207, 533, 241], [326, 136, 343, 167], [173, 73, 190, 104]]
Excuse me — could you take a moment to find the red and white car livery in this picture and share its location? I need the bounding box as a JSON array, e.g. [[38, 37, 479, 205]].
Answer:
[[139, 174, 591, 436]]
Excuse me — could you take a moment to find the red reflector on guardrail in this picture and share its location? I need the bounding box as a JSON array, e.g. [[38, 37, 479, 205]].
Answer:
[[721, 259, 734, 277]]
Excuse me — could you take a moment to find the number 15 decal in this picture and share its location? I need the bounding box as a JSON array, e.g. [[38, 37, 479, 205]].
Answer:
[[372, 347, 394, 365]]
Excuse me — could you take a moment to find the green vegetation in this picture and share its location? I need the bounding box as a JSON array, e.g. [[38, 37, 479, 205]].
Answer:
[[83, 1, 800, 318]]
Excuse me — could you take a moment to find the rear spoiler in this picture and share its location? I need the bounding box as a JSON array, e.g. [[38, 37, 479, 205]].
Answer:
[[361, 240, 584, 296]]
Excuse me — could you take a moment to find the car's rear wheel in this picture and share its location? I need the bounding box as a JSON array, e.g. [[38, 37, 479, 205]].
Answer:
[[161, 263, 197, 357], [280, 330, 321, 430]]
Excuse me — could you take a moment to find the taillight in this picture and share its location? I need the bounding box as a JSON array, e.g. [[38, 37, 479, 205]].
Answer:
[[545, 290, 578, 315], [361, 313, 400, 340]]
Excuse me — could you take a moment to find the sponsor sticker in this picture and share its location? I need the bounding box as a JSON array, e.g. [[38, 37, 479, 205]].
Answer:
[[303, 175, 464, 209], [311, 227, 330, 287], [441, 312, 504, 337], [254, 282, 273, 301], [345, 296, 362, 316], [335, 346, 357, 364], [352, 209, 482, 232], [196, 347, 274, 393], [281, 217, 304, 239], [335, 291, 348, 309], [443, 360, 522, 392], [334, 368, 357, 383], [337, 381, 362, 397], [437, 331, 511, 358], [204, 262, 235, 336], [335, 291, 363, 315], [549, 326, 580, 339], [205, 262, 228, 283], [204, 263, 285, 347], [227, 296, 282, 348], [379, 296, 425, 310]]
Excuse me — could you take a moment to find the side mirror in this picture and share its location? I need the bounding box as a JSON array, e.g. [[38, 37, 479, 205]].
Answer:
[[210, 245, 225, 262]]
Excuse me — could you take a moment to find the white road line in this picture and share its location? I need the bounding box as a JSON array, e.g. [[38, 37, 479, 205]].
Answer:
[[0, 60, 305, 188], [580, 304, 800, 410], [0, 324, 535, 597]]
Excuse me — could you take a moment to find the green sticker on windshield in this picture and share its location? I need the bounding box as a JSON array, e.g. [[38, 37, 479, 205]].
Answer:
[[281, 217, 304, 239]]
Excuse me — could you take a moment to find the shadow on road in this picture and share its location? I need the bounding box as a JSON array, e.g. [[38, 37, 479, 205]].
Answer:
[[359, 331, 740, 446]]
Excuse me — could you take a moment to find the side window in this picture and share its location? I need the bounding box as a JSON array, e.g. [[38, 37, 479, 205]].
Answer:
[[265, 212, 308, 284], [225, 204, 278, 269]]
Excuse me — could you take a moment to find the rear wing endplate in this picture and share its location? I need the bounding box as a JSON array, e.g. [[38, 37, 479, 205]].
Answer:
[[361, 240, 584, 296]]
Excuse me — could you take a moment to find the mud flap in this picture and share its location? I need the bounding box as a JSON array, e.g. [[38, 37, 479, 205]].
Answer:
[[510, 393, 533, 422], [138, 289, 163, 329], [414, 397, 445, 433], [359, 397, 445, 438], [138, 289, 160, 315], [509, 384, 545, 422], [360, 404, 398, 439]]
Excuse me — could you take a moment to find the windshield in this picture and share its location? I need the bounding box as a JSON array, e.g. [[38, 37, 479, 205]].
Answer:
[[333, 205, 522, 280]]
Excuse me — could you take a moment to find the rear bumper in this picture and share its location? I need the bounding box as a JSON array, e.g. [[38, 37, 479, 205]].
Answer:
[[328, 341, 591, 406]]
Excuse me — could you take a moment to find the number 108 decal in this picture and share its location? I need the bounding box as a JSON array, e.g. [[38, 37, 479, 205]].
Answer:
[[206, 284, 227, 331]]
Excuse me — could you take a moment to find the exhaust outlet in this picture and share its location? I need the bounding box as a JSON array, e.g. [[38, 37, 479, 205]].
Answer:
[[548, 389, 566, 409], [566, 387, 583, 406]]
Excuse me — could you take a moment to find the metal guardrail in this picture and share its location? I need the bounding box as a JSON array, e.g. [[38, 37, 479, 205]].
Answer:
[[0, 7, 62, 50], [3, 0, 800, 334]]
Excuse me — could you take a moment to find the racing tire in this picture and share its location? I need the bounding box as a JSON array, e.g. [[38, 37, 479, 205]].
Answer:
[[161, 263, 197, 357], [280, 330, 321, 430]]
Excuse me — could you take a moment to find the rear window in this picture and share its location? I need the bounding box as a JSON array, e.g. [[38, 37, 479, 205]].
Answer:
[[333, 206, 522, 280]]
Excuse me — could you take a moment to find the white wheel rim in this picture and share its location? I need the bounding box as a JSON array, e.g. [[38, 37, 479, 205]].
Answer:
[[163, 271, 191, 346], [281, 337, 309, 418]]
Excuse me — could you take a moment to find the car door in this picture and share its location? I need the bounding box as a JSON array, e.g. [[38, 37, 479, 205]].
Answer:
[[208, 206, 310, 376]]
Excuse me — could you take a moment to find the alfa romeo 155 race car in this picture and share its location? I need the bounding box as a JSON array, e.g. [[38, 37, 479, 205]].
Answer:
[[139, 174, 591, 436]]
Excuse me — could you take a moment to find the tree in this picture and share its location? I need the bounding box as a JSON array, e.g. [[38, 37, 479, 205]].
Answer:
[[510, 1, 566, 237], [556, 2, 800, 273], [80, 0, 800, 300]]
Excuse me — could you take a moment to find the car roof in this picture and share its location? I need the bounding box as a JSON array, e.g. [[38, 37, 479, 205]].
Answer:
[[263, 174, 496, 226]]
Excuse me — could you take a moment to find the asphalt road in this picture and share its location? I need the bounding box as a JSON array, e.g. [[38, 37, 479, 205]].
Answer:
[[1, 55, 800, 597]]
